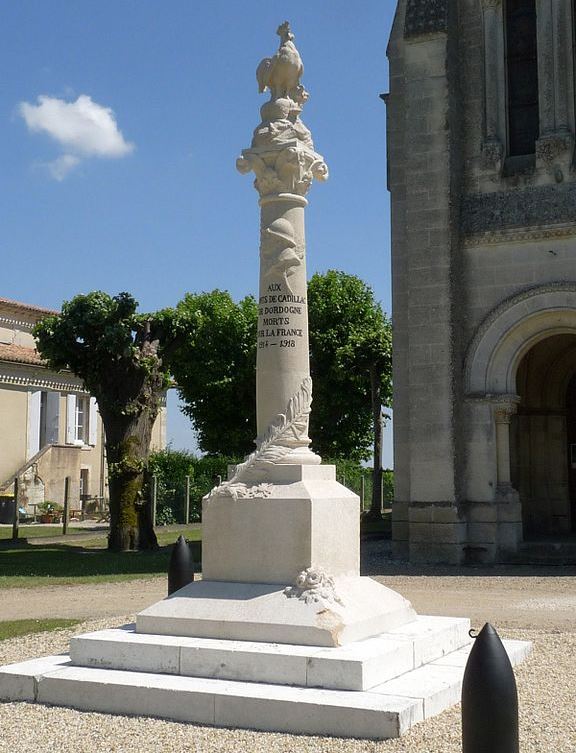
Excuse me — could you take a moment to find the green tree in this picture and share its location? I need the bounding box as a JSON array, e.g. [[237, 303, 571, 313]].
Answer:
[[171, 274, 392, 481], [34, 292, 181, 551], [308, 271, 391, 470], [337, 305, 392, 518], [169, 291, 258, 457]]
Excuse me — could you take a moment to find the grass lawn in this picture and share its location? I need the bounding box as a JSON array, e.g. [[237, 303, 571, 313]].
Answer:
[[0, 618, 82, 641], [0, 525, 88, 540], [0, 525, 202, 589]]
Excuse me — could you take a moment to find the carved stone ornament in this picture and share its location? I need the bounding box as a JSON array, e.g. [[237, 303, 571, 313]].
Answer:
[[494, 400, 519, 424], [260, 217, 303, 293], [404, 0, 448, 38], [236, 22, 328, 198], [284, 567, 344, 607], [535, 133, 574, 164], [206, 376, 313, 500]]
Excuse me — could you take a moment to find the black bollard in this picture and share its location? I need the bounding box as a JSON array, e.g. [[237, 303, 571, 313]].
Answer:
[[168, 535, 195, 595], [462, 622, 519, 753]]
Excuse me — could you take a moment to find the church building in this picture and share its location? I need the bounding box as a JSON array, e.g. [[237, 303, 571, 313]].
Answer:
[[386, 0, 576, 562]]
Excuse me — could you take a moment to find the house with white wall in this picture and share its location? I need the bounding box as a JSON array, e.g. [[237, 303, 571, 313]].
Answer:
[[0, 297, 166, 519]]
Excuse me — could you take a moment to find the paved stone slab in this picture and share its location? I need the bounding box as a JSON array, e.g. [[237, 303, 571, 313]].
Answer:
[[25, 663, 424, 739], [387, 615, 472, 666], [0, 655, 71, 701], [431, 637, 532, 669], [0, 637, 532, 739], [70, 615, 472, 691]]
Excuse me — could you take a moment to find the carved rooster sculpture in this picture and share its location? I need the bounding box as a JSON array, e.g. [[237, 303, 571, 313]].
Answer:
[[256, 21, 304, 100]]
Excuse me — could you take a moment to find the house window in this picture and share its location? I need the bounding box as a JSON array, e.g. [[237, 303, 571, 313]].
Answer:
[[505, 0, 539, 155], [75, 396, 90, 444], [39, 391, 47, 449]]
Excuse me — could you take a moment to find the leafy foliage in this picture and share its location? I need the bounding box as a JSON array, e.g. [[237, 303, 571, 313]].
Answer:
[[33, 291, 182, 551], [169, 273, 392, 464], [308, 271, 392, 461], [169, 291, 258, 457], [148, 449, 241, 521]]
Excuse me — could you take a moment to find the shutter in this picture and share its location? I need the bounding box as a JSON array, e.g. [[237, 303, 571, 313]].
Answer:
[[88, 397, 98, 446], [66, 394, 77, 444], [46, 391, 60, 445], [27, 390, 42, 459]]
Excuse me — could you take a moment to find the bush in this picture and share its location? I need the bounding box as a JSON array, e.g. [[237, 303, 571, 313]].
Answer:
[[325, 459, 394, 510], [148, 449, 241, 524], [148, 449, 394, 520]]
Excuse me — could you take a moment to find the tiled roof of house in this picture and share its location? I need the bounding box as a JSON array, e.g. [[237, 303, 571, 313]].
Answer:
[[0, 297, 58, 315], [0, 343, 44, 366]]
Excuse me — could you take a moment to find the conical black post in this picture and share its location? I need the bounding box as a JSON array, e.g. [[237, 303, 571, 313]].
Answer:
[[462, 623, 519, 753], [168, 535, 195, 595]]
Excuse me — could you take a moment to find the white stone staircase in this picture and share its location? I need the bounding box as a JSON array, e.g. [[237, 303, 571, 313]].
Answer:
[[0, 615, 531, 740]]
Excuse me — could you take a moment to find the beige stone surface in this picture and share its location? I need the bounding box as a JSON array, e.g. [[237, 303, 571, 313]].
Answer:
[[202, 466, 360, 584]]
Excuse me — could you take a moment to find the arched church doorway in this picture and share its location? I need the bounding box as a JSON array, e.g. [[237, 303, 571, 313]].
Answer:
[[511, 334, 576, 538]]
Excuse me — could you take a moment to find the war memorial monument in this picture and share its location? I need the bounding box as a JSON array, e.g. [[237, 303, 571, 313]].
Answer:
[[0, 23, 530, 739]]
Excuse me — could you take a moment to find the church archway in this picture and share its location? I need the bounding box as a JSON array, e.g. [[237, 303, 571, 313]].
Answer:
[[511, 334, 576, 538]]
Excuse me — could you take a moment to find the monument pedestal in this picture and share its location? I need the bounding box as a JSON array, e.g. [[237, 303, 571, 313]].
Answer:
[[137, 464, 415, 647]]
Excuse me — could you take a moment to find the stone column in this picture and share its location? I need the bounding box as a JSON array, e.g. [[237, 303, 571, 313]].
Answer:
[[236, 22, 328, 467], [551, 0, 571, 133], [494, 401, 518, 490], [535, 0, 574, 168], [481, 0, 505, 170], [536, 0, 555, 136]]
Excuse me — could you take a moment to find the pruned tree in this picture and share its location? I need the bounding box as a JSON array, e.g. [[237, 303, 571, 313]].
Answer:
[[34, 292, 181, 551]]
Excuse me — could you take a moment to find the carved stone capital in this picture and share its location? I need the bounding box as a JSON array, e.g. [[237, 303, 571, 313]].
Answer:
[[535, 133, 574, 165], [237, 142, 328, 199], [494, 402, 518, 424], [481, 0, 502, 8]]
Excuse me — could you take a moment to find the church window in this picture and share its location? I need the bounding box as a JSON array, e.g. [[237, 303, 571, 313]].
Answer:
[[505, 0, 540, 155]]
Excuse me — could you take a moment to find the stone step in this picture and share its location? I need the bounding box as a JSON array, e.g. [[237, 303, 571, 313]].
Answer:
[[70, 615, 472, 691], [0, 638, 530, 740]]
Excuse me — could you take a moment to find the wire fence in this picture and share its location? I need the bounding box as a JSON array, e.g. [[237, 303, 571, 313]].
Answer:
[[151, 466, 394, 524]]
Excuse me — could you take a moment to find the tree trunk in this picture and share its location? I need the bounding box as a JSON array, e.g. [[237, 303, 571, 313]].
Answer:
[[103, 409, 159, 552], [367, 364, 383, 520]]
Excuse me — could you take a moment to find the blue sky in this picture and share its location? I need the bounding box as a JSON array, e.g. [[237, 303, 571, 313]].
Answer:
[[1, 1, 396, 465]]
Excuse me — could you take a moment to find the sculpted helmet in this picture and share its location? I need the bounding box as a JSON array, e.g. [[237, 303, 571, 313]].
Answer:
[[264, 218, 296, 247]]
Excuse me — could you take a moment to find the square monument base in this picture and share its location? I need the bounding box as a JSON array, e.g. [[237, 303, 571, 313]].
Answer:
[[136, 576, 416, 647], [201, 464, 360, 584]]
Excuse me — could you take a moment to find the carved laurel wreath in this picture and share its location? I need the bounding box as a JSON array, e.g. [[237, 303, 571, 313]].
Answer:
[[284, 567, 344, 607], [206, 376, 312, 500]]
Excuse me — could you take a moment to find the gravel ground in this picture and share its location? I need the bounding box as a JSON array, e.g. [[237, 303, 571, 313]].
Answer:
[[1, 540, 575, 752], [0, 616, 574, 752]]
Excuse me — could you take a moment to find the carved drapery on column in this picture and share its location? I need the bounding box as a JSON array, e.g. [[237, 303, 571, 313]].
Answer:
[[481, 0, 505, 171]]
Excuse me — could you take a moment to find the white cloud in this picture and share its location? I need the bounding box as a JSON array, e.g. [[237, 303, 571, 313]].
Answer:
[[44, 154, 80, 181], [19, 94, 134, 178]]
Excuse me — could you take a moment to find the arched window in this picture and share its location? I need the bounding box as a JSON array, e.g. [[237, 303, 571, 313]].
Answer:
[[505, 0, 540, 155]]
